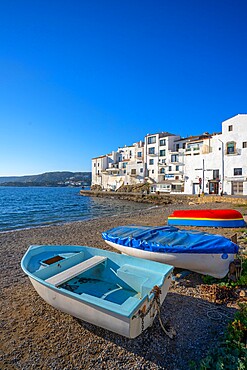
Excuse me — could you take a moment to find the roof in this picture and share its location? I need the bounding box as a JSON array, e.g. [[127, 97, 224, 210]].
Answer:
[[92, 155, 107, 160], [146, 132, 177, 138], [222, 113, 247, 123]]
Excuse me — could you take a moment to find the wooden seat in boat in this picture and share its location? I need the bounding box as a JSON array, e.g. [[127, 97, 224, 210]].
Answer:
[[45, 256, 107, 287]]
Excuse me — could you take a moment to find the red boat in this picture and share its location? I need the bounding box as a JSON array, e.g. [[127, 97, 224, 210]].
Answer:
[[167, 209, 246, 228]]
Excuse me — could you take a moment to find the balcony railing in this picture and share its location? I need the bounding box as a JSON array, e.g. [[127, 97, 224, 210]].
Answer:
[[226, 148, 241, 155]]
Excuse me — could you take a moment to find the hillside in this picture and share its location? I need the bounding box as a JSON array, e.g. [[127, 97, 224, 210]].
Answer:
[[0, 171, 92, 187]]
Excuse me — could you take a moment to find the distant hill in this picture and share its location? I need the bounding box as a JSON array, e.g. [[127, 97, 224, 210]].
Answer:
[[0, 171, 92, 187]]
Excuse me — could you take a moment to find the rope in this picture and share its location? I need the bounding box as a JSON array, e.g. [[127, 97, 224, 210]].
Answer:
[[137, 285, 176, 339], [197, 302, 233, 321], [155, 302, 176, 339]]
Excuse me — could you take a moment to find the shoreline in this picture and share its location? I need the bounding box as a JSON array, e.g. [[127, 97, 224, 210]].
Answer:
[[1, 202, 246, 369], [0, 204, 158, 235]]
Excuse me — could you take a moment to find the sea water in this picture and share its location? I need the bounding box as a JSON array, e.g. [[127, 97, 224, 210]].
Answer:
[[0, 187, 150, 232]]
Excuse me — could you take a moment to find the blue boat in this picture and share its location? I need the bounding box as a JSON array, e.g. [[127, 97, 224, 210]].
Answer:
[[21, 245, 173, 338], [102, 225, 239, 278]]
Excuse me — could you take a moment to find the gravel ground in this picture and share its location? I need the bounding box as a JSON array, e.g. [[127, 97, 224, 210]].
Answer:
[[0, 201, 246, 370]]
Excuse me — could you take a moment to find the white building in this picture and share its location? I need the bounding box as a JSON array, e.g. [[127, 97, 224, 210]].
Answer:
[[92, 141, 145, 190], [221, 114, 247, 195], [182, 114, 247, 195], [91, 114, 247, 195], [144, 132, 184, 193], [183, 133, 223, 195]]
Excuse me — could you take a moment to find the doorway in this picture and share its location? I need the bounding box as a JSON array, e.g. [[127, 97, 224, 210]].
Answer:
[[232, 182, 243, 195], [209, 181, 219, 194]]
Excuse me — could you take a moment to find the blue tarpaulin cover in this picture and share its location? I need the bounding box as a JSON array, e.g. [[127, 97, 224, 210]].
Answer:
[[102, 226, 239, 254]]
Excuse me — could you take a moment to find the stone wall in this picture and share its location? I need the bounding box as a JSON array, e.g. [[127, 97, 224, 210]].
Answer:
[[80, 190, 247, 206]]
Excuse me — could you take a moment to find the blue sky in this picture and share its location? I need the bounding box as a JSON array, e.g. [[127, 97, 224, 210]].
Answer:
[[0, 0, 246, 176]]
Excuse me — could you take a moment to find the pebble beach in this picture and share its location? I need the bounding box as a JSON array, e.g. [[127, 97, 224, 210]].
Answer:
[[1, 201, 246, 370]]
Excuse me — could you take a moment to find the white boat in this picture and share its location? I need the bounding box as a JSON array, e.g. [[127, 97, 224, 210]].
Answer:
[[102, 226, 239, 279], [21, 244, 173, 338]]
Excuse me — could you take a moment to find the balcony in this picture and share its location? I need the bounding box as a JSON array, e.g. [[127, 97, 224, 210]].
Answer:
[[106, 167, 119, 172], [172, 169, 183, 174], [226, 148, 241, 156], [105, 168, 121, 176], [192, 146, 200, 152], [135, 155, 144, 160], [108, 163, 119, 169]]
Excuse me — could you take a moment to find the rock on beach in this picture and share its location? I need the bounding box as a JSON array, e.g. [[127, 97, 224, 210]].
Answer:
[[0, 200, 246, 370]]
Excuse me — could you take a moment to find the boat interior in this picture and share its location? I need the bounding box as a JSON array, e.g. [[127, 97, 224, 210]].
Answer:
[[31, 250, 167, 316]]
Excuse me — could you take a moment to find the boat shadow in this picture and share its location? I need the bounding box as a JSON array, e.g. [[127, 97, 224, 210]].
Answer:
[[75, 291, 237, 369]]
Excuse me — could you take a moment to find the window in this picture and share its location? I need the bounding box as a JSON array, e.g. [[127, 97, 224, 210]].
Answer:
[[234, 168, 242, 176], [243, 142, 247, 148], [122, 162, 127, 168], [137, 151, 142, 157], [148, 147, 155, 154], [159, 149, 166, 157], [176, 144, 179, 151], [162, 159, 166, 164], [228, 125, 233, 131], [171, 154, 178, 162], [152, 169, 154, 174], [226, 142, 235, 154], [98, 163, 100, 167], [124, 170, 126, 174], [149, 159, 154, 165], [160, 139, 166, 146], [183, 143, 186, 149], [140, 168, 143, 173], [168, 166, 172, 171], [148, 136, 156, 144], [94, 163, 96, 167], [160, 168, 165, 174], [213, 170, 219, 180], [232, 181, 243, 195], [175, 165, 179, 171], [131, 169, 136, 175]]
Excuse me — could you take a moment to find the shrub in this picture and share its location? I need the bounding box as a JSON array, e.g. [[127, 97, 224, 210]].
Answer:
[[194, 304, 247, 370]]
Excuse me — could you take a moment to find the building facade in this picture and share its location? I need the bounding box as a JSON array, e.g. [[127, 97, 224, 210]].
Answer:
[[91, 114, 247, 195], [221, 114, 247, 195]]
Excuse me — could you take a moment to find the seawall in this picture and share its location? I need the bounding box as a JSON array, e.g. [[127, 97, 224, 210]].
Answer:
[[80, 190, 247, 206]]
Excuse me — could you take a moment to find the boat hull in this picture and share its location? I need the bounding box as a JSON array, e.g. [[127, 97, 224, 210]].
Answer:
[[29, 274, 172, 338], [105, 240, 234, 279], [168, 209, 246, 228], [21, 245, 173, 338], [102, 225, 239, 279]]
